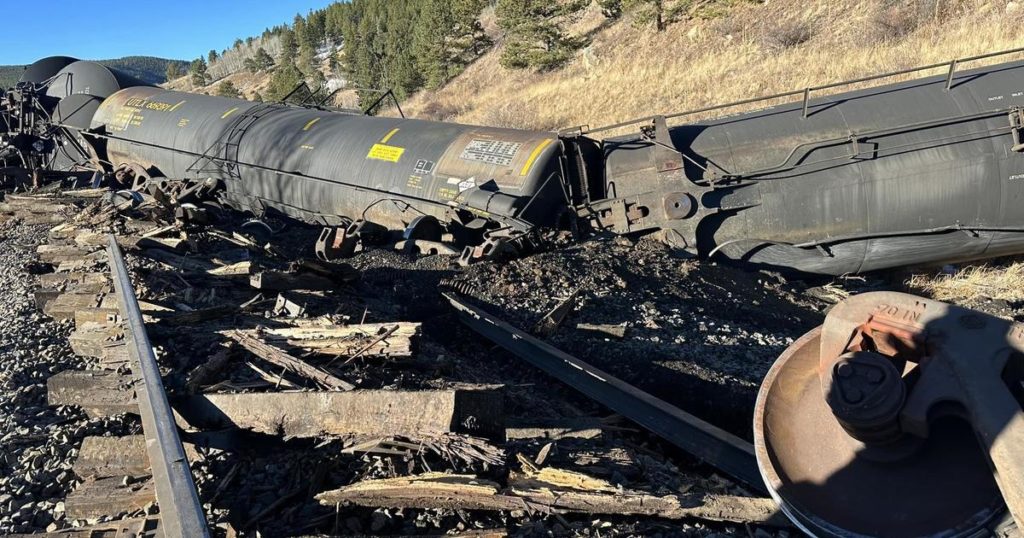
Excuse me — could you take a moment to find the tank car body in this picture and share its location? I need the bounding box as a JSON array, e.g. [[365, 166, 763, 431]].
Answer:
[[90, 87, 565, 232], [595, 58, 1024, 274]]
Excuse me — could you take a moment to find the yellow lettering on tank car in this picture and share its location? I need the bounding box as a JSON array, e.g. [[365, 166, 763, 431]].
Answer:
[[145, 101, 175, 112], [367, 144, 405, 162], [303, 118, 321, 131]]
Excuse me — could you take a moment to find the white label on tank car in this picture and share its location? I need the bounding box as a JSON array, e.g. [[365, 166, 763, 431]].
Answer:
[[413, 159, 435, 175], [460, 139, 521, 166]]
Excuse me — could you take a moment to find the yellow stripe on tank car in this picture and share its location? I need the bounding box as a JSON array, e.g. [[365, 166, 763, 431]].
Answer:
[[303, 117, 321, 131], [169, 100, 187, 112], [380, 128, 400, 143], [520, 138, 554, 176], [221, 107, 240, 119]]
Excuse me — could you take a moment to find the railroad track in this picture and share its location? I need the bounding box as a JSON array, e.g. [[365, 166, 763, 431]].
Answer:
[[107, 235, 209, 537], [0, 189, 791, 537]]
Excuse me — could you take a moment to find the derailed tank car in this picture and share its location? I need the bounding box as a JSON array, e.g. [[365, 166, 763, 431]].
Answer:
[[593, 56, 1024, 274], [89, 87, 567, 236], [7, 49, 1024, 274]]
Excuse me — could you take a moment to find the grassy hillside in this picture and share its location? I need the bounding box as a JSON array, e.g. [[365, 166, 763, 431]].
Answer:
[[0, 56, 187, 88], [402, 0, 1024, 132]]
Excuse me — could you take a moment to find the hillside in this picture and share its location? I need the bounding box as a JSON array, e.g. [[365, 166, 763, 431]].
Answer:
[[401, 0, 1024, 131], [0, 56, 187, 88]]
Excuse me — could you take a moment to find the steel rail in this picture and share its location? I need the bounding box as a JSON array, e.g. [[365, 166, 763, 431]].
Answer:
[[446, 294, 766, 493], [107, 236, 210, 538]]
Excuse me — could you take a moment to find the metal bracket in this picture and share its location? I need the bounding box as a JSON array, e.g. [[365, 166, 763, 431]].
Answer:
[[1009, 108, 1024, 152], [641, 116, 685, 173]]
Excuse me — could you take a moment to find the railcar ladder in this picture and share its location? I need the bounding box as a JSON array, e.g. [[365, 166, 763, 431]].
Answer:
[[185, 103, 278, 181]]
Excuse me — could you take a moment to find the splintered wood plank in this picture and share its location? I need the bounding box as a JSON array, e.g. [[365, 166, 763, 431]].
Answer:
[[316, 471, 787, 526], [74, 435, 200, 478], [48, 223, 79, 242], [64, 476, 155, 520], [6, 517, 160, 538], [73, 231, 139, 250], [43, 292, 106, 321], [1, 198, 75, 213], [37, 271, 110, 290], [15, 212, 67, 224], [185, 344, 234, 392], [47, 371, 136, 418], [257, 322, 419, 359], [70, 294, 120, 326], [206, 261, 252, 278], [36, 245, 102, 265], [225, 330, 355, 391], [68, 321, 124, 358], [48, 372, 504, 439], [73, 435, 151, 477], [74, 298, 168, 327], [315, 473, 525, 512], [174, 385, 505, 439]]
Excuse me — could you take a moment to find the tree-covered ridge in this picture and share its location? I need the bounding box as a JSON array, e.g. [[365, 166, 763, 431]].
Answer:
[[0, 56, 188, 89], [194, 0, 494, 104]]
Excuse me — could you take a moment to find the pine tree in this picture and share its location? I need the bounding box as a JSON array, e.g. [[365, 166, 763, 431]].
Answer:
[[216, 80, 241, 98], [255, 48, 275, 71], [279, 28, 298, 65], [266, 63, 308, 102], [413, 0, 455, 89], [208, 49, 219, 64], [165, 62, 183, 81], [496, 0, 589, 70], [598, 0, 687, 31], [189, 58, 209, 87], [414, 0, 491, 89]]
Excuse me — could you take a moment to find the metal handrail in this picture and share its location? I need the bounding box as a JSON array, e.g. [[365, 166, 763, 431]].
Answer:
[[568, 46, 1024, 136]]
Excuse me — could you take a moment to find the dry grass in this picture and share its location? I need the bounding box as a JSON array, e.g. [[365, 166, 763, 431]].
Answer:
[[402, 0, 1024, 132], [907, 263, 1024, 303]]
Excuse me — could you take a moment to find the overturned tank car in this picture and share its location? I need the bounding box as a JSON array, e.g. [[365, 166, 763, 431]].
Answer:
[[4, 50, 1024, 274]]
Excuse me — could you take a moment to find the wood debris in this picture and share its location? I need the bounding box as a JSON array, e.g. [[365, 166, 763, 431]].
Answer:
[[317, 468, 787, 526], [256, 322, 419, 359], [224, 329, 355, 390], [173, 385, 505, 439]]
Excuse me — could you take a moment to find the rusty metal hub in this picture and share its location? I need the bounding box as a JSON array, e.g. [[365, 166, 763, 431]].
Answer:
[[754, 291, 1024, 536]]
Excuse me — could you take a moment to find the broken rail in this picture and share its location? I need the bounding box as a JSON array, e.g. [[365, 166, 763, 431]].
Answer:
[[446, 294, 765, 493], [107, 235, 211, 538]]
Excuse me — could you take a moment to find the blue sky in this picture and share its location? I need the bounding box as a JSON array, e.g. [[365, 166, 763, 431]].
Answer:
[[0, 0, 338, 65]]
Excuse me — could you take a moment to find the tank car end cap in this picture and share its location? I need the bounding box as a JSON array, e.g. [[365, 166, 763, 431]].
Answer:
[[753, 327, 1007, 537]]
